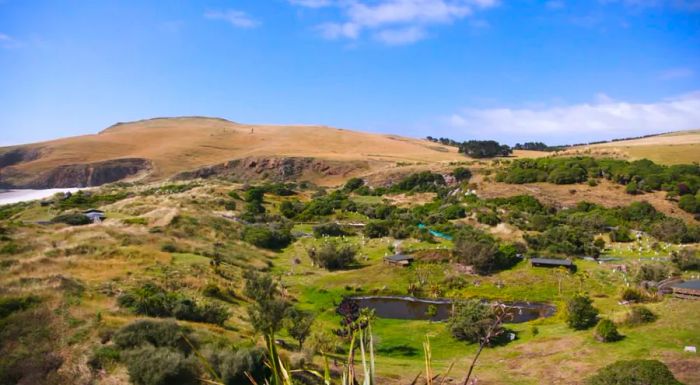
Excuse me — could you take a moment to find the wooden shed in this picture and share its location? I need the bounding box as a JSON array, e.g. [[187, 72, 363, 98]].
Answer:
[[384, 254, 414, 267], [670, 280, 700, 300]]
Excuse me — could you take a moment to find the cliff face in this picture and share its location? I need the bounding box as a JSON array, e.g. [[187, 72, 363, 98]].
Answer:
[[0, 158, 151, 188], [173, 157, 368, 183]]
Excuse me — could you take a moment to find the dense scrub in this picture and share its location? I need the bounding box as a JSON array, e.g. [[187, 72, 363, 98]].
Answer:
[[496, 157, 700, 214]]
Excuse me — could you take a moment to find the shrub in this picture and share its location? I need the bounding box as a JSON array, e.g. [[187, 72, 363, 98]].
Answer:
[[88, 346, 120, 370], [364, 221, 389, 238], [161, 243, 178, 253], [453, 227, 518, 274], [671, 249, 700, 271], [566, 295, 599, 330], [620, 288, 643, 303], [343, 177, 365, 191], [224, 201, 236, 211], [113, 319, 191, 352], [117, 284, 230, 325], [123, 346, 199, 385], [624, 306, 657, 326], [678, 194, 699, 213], [634, 263, 669, 283], [586, 360, 682, 385], [313, 222, 347, 237], [594, 319, 622, 342], [242, 224, 293, 250], [307, 242, 357, 270], [448, 299, 498, 343], [51, 213, 91, 226], [0, 295, 40, 319], [453, 167, 472, 181], [477, 211, 500, 226], [206, 347, 269, 385]]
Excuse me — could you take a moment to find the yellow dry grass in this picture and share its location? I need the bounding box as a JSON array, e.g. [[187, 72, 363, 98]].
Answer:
[[8, 117, 466, 183], [570, 130, 700, 164]]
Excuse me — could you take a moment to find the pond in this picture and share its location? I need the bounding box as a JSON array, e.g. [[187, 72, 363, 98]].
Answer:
[[351, 296, 555, 323]]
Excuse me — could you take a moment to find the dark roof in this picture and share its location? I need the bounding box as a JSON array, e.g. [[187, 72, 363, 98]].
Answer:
[[385, 254, 414, 262], [83, 209, 104, 214], [672, 280, 700, 290], [530, 258, 574, 266]]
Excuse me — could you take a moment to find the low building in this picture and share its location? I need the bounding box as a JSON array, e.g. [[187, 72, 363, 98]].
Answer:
[[83, 209, 105, 223], [384, 254, 414, 267], [670, 280, 700, 300], [530, 257, 575, 270]]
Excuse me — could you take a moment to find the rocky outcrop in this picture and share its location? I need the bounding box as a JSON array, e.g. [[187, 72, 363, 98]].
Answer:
[[173, 157, 368, 182], [0, 158, 151, 188]]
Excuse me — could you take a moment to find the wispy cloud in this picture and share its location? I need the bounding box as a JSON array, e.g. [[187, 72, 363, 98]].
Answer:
[[289, 0, 333, 7], [204, 9, 259, 28], [290, 0, 499, 45], [659, 67, 695, 80], [601, 0, 700, 11], [0, 33, 21, 49], [445, 92, 700, 144]]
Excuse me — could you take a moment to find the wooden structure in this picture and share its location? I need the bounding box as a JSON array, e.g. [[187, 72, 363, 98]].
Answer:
[[82, 209, 105, 223], [530, 257, 575, 270], [670, 280, 700, 300], [384, 254, 414, 267]]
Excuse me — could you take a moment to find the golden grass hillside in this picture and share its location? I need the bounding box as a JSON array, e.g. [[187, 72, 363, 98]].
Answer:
[[0, 117, 466, 187], [564, 130, 700, 165]]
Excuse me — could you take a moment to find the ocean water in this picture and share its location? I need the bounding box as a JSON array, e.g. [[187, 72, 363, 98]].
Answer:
[[0, 188, 84, 205]]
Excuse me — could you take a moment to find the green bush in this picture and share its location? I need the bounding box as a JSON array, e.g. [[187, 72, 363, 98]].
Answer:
[[620, 288, 643, 303], [624, 306, 657, 326], [453, 227, 518, 274], [0, 295, 40, 319], [206, 347, 269, 385], [477, 211, 500, 226], [123, 346, 199, 385], [343, 177, 365, 191], [313, 222, 347, 237], [88, 346, 121, 370], [586, 360, 682, 385], [671, 249, 700, 271], [117, 284, 230, 325], [566, 295, 599, 330], [113, 319, 191, 352], [364, 221, 389, 238], [453, 167, 472, 181], [307, 242, 357, 270], [678, 194, 699, 213], [242, 224, 293, 250], [448, 299, 498, 343], [594, 319, 622, 342], [51, 213, 91, 226]]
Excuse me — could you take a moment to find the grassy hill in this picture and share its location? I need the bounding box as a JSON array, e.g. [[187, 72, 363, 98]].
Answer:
[[0, 117, 465, 188], [565, 130, 700, 165]]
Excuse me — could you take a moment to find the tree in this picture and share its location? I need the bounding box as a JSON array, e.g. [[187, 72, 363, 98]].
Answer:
[[678, 194, 699, 213], [285, 308, 315, 349], [343, 177, 365, 192], [448, 299, 498, 343], [243, 271, 290, 334], [586, 360, 682, 385], [364, 220, 389, 238], [242, 224, 293, 250], [566, 295, 599, 330], [671, 248, 700, 271], [594, 319, 622, 342], [453, 227, 517, 274], [425, 304, 438, 321], [307, 242, 357, 270], [625, 181, 639, 195], [312, 222, 346, 237], [453, 167, 472, 182]]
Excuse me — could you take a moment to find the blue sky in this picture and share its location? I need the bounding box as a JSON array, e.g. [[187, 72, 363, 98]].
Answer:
[[1, 0, 699, 146]]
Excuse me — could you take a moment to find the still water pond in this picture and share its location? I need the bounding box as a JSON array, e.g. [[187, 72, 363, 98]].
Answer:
[[352, 296, 555, 323]]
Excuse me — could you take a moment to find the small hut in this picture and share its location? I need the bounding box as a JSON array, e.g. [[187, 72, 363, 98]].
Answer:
[[83, 209, 105, 223], [530, 258, 575, 270], [384, 254, 414, 267], [670, 280, 700, 300]]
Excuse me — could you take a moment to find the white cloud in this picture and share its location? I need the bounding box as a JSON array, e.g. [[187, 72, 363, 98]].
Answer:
[[374, 26, 427, 44], [445, 92, 700, 143], [204, 10, 259, 28], [289, 0, 333, 7], [0, 33, 20, 49], [659, 67, 695, 80], [291, 0, 499, 44]]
